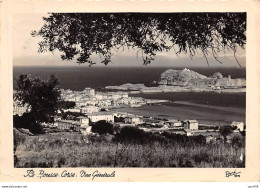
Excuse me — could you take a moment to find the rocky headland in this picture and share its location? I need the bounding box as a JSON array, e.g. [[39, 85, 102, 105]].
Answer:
[[105, 68, 246, 93]]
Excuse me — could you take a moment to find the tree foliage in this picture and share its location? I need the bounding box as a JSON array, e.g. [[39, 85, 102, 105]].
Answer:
[[14, 74, 61, 123], [58, 101, 75, 109], [91, 120, 114, 135], [32, 13, 246, 66]]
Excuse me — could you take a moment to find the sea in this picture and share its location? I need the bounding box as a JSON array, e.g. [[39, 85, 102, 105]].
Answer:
[[13, 66, 246, 125], [13, 66, 246, 91]]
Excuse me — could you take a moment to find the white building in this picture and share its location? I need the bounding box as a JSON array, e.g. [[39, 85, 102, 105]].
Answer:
[[183, 120, 198, 130], [85, 112, 115, 123], [81, 106, 100, 114], [63, 108, 81, 113], [231, 121, 244, 131], [167, 120, 182, 128], [57, 116, 91, 135], [83, 88, 95, 96], [77, 116, 89, 125], [124, 116, 143, 125]]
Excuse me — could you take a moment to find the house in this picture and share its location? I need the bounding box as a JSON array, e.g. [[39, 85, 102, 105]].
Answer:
[[77, 116, 89, 125], [58, 120, 76, 131], [63, 108, 81, 113], [85, 111, 115, 123], [81, 126, 92, 135], [154, 121, 166, 128], [183, 120, 198, 130], [166, 119, 182, 128], [83, 88, 95, 96], [57, 119, 91, 134], [163, 124, 169, 129], [75, 100, 86, 107], [231, 121, 244, 131], [81, 106, 100, 114], [184, 129, 193, 136], [116, 123, 135, 127], [97, 99, 112, 107], [124, 116, 143, 125]]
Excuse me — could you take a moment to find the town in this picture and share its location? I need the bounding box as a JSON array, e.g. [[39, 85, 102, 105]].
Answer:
[[13, 87, 245, 144]]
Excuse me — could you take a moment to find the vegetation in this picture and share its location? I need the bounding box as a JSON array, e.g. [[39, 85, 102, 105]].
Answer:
[[14, 127, 245, 168], [14, 74, 61, 134], [219, 125, 234, 143], [58, 101, 75, 110], [15, 74, 61, 123], [14, 74, 78, 134], [60, 111, 87, 120], [32, 13, 246, 66], [91, 120, 114, 135]]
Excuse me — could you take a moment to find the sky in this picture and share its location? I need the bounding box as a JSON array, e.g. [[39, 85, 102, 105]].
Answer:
[[12, 13, 246, 68]]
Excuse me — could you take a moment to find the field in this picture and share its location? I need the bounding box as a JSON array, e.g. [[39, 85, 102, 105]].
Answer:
[[14, 129, 245, 168]]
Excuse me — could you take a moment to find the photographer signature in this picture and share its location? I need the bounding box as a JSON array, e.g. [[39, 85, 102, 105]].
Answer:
[[225, 170, 241, 177]]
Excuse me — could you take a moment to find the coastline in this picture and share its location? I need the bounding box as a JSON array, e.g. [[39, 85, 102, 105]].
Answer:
[[110, 102, 245, 126], [106, 84, 246, 94]]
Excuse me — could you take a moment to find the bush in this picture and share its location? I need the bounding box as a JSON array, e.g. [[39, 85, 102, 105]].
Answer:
[[13, 113, 34, 129], [161, 132, 206, 146], [91, 120, 114, 135], [58, 100, 75, 109], [114, 126, 146, 144], [219, 125, 233, 142], [189, 135, 206, 145], [232, 135, 244, 148], [60, 112, 87, 120], [29, 123, 44, 135], [114, 126, 168, 144]]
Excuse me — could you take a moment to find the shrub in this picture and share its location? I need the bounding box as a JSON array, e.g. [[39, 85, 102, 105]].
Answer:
[[219, 125, 233, 142], [114, 126, 146, 143], [29, 123, 44, 135], [189, 135, 206, 145], [91, 120, 114, 135], [114, 126, 168, 145], [13, 113, 34, 129], [232, 135, 244, 148]]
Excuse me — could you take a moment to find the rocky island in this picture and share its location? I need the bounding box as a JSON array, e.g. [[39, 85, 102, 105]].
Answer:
[[105, 68, 246, 93]]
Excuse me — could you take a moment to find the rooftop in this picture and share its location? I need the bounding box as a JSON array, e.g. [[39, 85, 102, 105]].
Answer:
[[184, 120, 198, 123], [167, 120, 181, 123], [77, 116, 88, 119], [85, 111, 115, 116]]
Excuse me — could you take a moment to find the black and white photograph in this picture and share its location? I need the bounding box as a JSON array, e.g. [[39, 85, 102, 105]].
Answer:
[[12, 12, 247, 168]]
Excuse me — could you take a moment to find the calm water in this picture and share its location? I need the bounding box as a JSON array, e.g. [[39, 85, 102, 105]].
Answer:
[[13, 66, 246, 91], [132, 92, 246, 108]]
